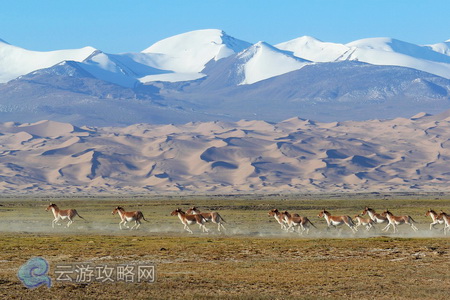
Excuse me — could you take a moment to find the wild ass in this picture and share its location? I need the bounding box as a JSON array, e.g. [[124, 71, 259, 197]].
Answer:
[[318, 210, 357, 233], [268, 209, 299, 231], [381, 210, 418, 233], [186, 206, 226, 232], [46, 203, 86, 228], [425, 209, 444, 230], [437, 211, 450, 235], [353, 214, 375, 231], [281, 211, 317, 235], [112, 206, 148, 230], [171, 208, 209, 234], [361, 207, 390, 231]]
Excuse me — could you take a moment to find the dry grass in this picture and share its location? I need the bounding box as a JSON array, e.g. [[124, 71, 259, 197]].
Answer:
[[1, 193, 450, 299]]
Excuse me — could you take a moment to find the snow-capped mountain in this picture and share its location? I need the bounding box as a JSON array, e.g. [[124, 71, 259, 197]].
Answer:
[[234, 41, 310, 85], [426, 40, 450, 56], [0, 38, 96, 83], [275, 36, 349, 62], [1, 29, 450, 126], [139, 29, 251, 82], [277, 36, 450, 79], [141, 29, 251, 71]]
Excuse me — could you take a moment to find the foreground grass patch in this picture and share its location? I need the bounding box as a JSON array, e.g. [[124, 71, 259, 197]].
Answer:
[[1, 234, 450, 299]]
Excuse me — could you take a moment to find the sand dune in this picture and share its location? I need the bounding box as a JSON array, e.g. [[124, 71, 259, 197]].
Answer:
[[1, 112, 450, 194]]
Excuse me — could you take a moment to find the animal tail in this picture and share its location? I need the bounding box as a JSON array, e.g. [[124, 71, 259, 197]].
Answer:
[[140, 212, 150, 222], [76, 211, 88, 222], [410, 216, 418, 224], [308, 219, 318, 229], [218, 213, 227, 223], [347, 216, 356, 227]]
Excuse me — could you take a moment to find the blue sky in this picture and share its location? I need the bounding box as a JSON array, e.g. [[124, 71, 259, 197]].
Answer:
[[1, 0, 449, 53]]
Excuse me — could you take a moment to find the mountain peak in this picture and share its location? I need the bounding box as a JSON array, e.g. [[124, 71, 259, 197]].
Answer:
[[275, 36, 348, 62], [236, 41, 310, 85], [140, 29, 251, 73]]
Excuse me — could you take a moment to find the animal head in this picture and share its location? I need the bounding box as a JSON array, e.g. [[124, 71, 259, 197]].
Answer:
[[46, 203, 57, 211], [186, 206, 200, 214], [318, 210, 328, 218], [112, 206, 124, 215], [171, 208, 183, 216], [382, 210, 392, 216], [268, 209, 279, 216], [361, 207, 372, 215], [425, 209, 437, 217]]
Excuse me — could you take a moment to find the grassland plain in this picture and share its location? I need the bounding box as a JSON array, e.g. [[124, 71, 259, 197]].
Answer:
[[0, 193, 450, 299]]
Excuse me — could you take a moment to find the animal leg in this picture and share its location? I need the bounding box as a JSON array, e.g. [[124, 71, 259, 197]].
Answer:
[[130, 221, 137, 230], [430, 222, 436, 230], [184, 224, 193, 234], [381, 223, 391, 232], [392, 225, 398, 233]]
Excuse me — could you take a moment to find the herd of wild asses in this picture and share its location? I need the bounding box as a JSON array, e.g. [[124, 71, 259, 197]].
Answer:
[[43, 203, 450, 235]]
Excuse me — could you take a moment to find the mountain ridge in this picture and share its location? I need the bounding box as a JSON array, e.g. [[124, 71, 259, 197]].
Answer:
[[1, 29, 450, 126]]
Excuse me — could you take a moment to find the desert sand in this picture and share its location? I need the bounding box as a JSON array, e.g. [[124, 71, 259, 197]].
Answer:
[[1, 111, 450, 194]]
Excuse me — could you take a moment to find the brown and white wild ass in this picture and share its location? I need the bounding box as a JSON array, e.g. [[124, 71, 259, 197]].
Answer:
[[361, 207, 390, 231], [381, 210, 418, 233], [437, 211, 450, 235], [425, 209, 444, 230], [281, 211, 317, 235], [46, 203, 86, 228], [171, 208, 209, 234], [318, 210, 357, 233], [268, 209, 300, 231], [112, 206, 148, 230], [268, 209, 288, 231], [186, 206, 227, 232], [353, 214, 375, 231]]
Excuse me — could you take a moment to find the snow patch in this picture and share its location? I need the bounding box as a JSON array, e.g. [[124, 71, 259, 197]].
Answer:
[[238, 41, 310, 85]]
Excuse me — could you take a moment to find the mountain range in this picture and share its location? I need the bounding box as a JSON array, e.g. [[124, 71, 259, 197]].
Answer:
[[1, 29, 450, 126]]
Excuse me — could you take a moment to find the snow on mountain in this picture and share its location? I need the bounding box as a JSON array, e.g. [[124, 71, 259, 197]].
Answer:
[[0, 40, 96, 83], [77, 51, 173, 88], [346, 37, 450, 63], [276, 36, 450, 79], [342, 38, 450, 79], [426, 41, 450, 56], [236, 41, 310, 85], [139, 29, 251, 82], [275, 36, 348, 62]]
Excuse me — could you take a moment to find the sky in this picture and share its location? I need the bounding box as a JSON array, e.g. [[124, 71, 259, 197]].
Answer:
[[1, 0, 449, 53]]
